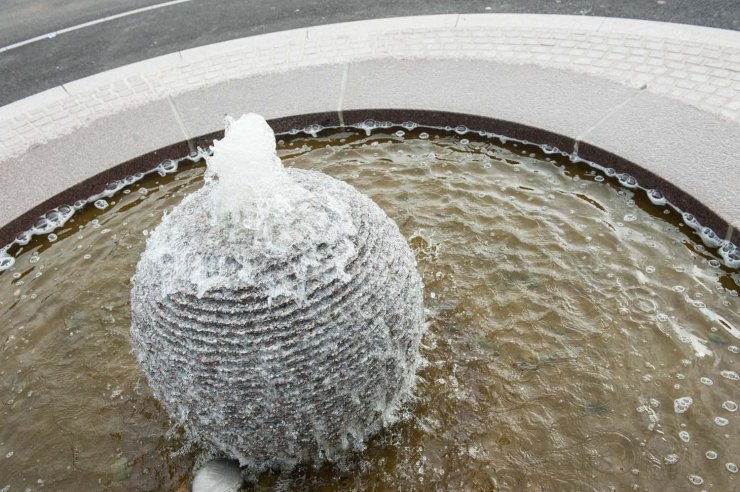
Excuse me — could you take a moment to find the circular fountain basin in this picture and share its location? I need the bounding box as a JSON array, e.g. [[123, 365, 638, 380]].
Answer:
[[0, 125, 737, 490]]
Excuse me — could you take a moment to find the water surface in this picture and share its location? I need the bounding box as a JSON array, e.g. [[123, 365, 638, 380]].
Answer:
[[0, 127, 737, 491]]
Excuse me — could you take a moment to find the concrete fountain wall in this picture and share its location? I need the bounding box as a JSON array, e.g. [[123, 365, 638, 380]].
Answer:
[[0, 14, 739, 246]]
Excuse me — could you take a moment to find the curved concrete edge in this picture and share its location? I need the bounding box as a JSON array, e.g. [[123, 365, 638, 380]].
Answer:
[[0, 14, 739, 247]]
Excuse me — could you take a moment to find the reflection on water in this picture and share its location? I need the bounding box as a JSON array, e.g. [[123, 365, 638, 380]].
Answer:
[[0, 127, 737, 491]]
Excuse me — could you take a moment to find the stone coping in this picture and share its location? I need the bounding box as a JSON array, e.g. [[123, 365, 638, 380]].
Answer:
[[0, 14, 739, 246]]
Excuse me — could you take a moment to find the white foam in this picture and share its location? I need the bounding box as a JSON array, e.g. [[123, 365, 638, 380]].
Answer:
[[142, 114, 359, 299], [205, 113, 308, 226]]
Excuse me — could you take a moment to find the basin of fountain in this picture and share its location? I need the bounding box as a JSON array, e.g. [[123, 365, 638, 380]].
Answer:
[[0, 121, 738, 490]]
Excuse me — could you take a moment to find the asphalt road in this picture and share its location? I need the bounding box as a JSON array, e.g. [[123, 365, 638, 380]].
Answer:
[[1, 0, 738, 106]]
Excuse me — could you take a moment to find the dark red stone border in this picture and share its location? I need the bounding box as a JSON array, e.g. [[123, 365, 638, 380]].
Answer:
[[1, 109, 736, 247]]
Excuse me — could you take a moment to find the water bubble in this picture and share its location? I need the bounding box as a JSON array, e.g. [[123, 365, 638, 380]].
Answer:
[[454, 125, 468, 135], [460, 138, 469, 145], [672, 285, 685, 292], [708, 259, 721, 268], [729, 345, 740, 353], [720, 370, 739, 381], [674, 397, 693, 414], [159, 159, 178, 173], [419, 132, 429, 139], [303, 124, 322, 137], [700, 227, 723, 248], [47, 233, 57, 242], [624, 214, 637, 222], [700, 377, 713, 386], [706, 450, 718, 459], [726, 463, 738, 473], [714, 416, 729, 426], [15, 231, 31, 245], [33, 217, 52, 233], [83, 254, 91, 260], [657, 313, 669, 322], [4, 452, 12, 459], [538, 144, 553, 154], [401, 121, 417, 130], [618, 173, 638, 188], [646, 266, 655, 273], [664, 454, 679, 464], [604, 168, 616, 177], [679, 430, 690, 442], [94, 199, 109, 210], [687, 474, 703, 485], [73, 199, 86, 210], [394, 130, 405, 138], [682, 213, 702, 231], [722, 401, 737, 412], [647, 189, 667, 205], [594, 175, 604, 182]]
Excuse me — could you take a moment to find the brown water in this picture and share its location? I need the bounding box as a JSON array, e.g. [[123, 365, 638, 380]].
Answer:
[[0, 127, 738, 491]]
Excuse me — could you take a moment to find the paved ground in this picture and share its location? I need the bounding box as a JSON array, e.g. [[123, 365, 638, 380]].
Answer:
[[1, 0, 738, 106], [2, 14, 739, 245]]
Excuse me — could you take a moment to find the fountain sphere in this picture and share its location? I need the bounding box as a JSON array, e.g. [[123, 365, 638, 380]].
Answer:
[[130, 114, 424, 467]]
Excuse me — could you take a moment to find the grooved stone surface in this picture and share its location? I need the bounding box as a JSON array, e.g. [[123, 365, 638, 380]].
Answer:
[[130, 168, 425, 466]]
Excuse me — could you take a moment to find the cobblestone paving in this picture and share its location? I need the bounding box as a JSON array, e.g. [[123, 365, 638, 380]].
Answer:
[[0, 15, 738, 161]]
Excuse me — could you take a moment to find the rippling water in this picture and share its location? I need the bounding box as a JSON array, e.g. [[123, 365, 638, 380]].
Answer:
[[0, 127, 737, 491]]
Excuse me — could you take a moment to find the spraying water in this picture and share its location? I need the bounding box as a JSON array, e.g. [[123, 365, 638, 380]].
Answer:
[[130, 114, 425, 472]]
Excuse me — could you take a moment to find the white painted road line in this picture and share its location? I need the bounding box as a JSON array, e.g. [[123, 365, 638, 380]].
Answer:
[[0, 0, 194, 54]]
